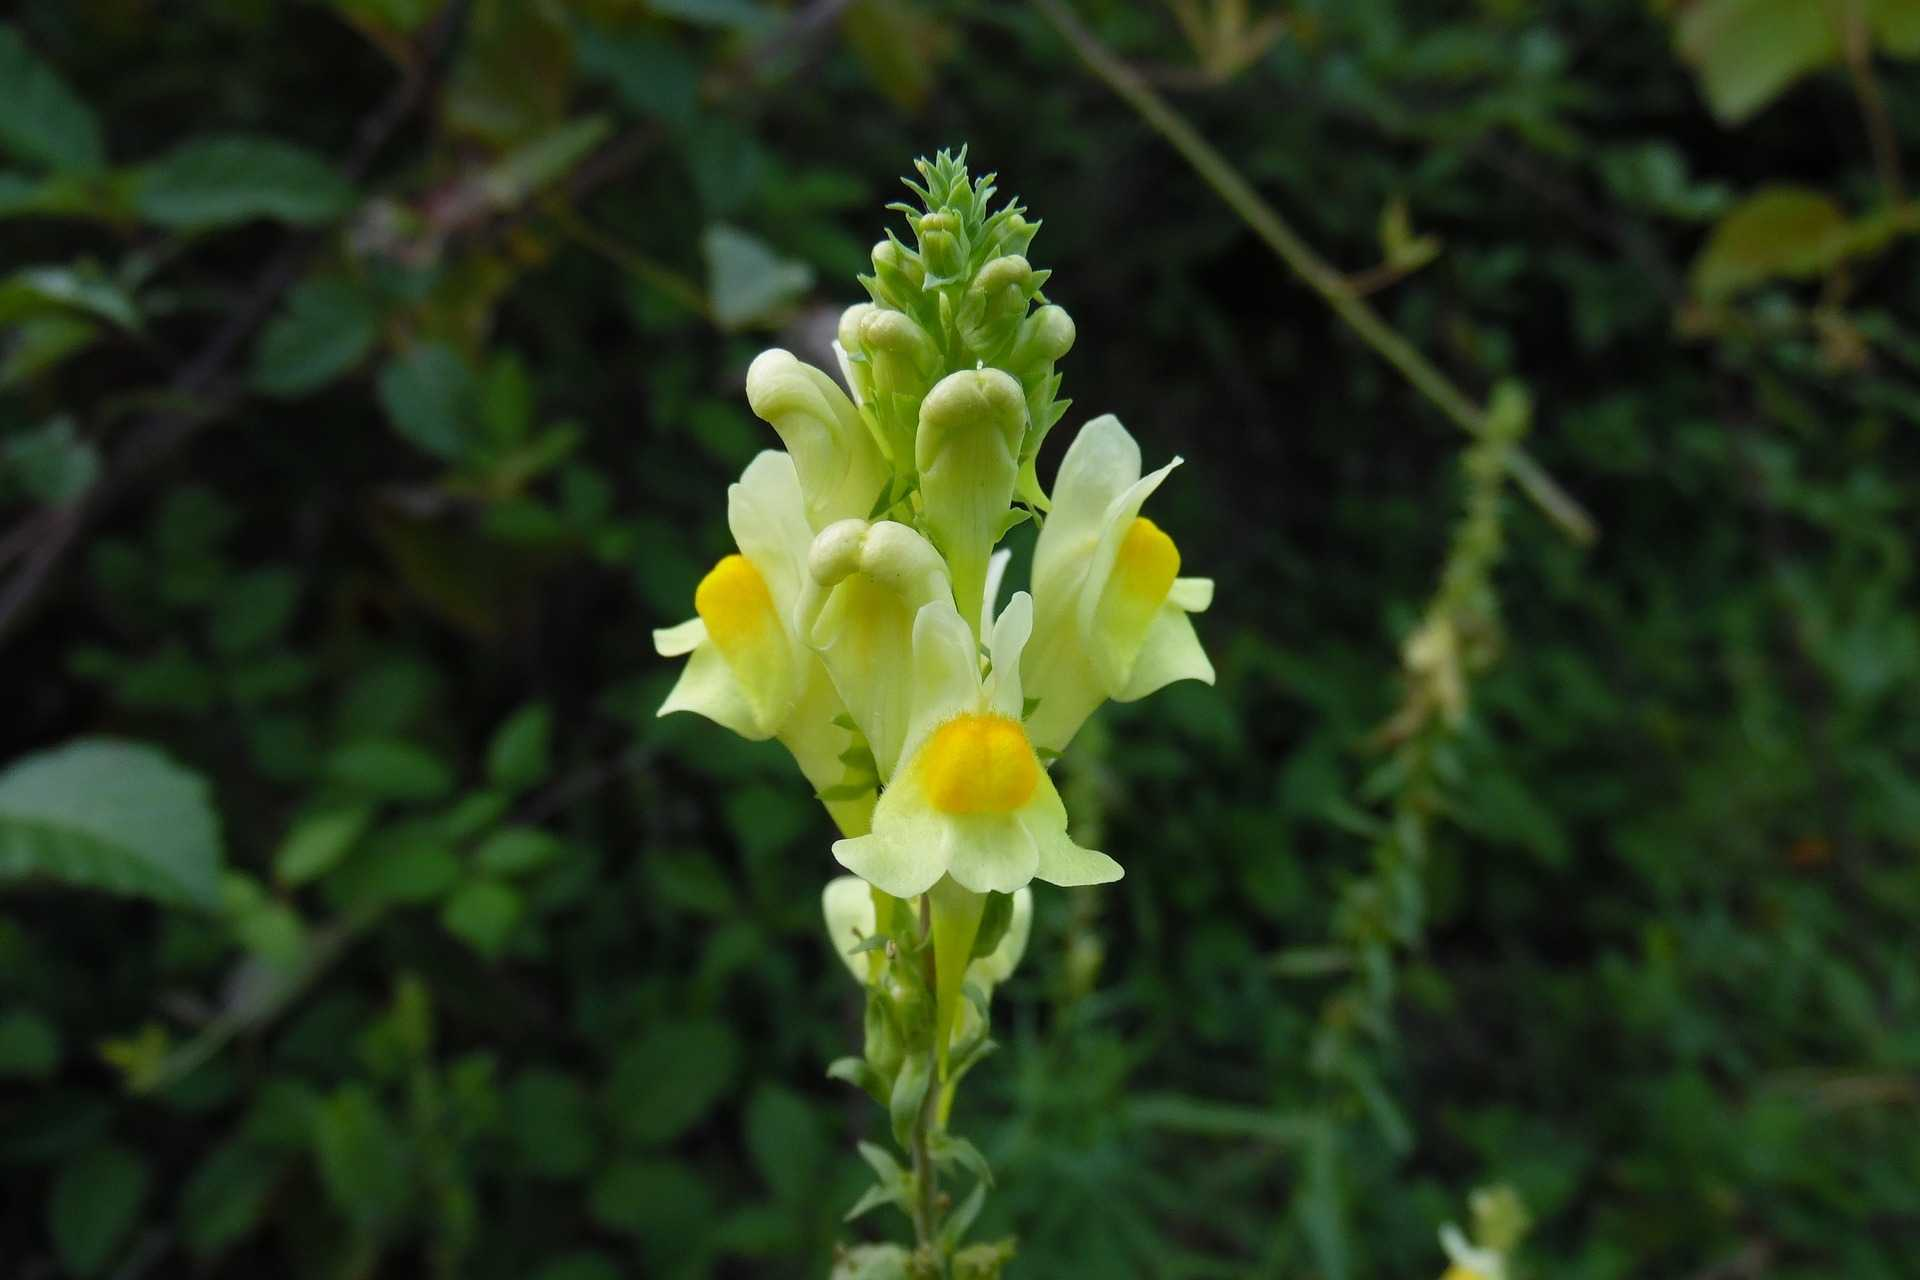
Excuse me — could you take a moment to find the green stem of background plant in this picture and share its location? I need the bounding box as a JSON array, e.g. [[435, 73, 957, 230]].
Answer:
[[1031, 0, 1598, 546]]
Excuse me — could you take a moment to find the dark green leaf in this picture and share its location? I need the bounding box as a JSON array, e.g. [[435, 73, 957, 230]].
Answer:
[[0, 25, 106, 172], [49, 1144, 149, 1277], [0, 738, 223, 909], [136, 135, 353, 228], [377, 342, 477, 460], [251, 277, 380, 397]]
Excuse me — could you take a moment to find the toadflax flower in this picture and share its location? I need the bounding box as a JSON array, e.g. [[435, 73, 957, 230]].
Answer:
[[831, 589, 1120, 899], [653, 450, 875, 835], [1020, 414, 1216, 754]]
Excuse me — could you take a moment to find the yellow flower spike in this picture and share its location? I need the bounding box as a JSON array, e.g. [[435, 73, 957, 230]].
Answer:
[[832, 591, 1122, 899], [745, 349, 889, 531], [655, 452, 876, 835], [801, 518, 953, 783], [916, 367, 1027, 638], [1022, 415, 1216, 755]]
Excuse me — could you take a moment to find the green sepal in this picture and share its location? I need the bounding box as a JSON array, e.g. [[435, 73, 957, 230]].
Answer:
[[927, 877, 986, 1079], [929, 1131, 994, 1188], [827, 1055, 888, 1105], [888, 1050, 931, 1151], [970, 891, 1014, 961]]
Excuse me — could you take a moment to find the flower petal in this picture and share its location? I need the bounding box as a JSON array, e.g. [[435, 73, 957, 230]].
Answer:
[[727, 450, 813, 621], [1031, 822, 1124, 887], [942, 815, 1040, 896], [833, 829, 946, 899], [1169, 576, 1214, 612], [1077, 457, 1183, 691], [986, 590, 1033, 720], [1116, 604, 1215, 703], [1032, 414, 1142, 596], [746, 349, 889, 530], [822, 875, 879, 984], [981, 547, 1012, 623], [653, 616, 706, 657], [899, 598, 985, 762], [657, 639, 769, 740]]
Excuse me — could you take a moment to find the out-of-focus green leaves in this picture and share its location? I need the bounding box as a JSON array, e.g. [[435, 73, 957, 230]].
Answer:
[[252, 277, 381, 397], [0, 264, 140, 330], [608, 1019, 738, 1145], [1, 416, 98, 504], [0, 1007, 60, 1079], [312, 1086, 410, 1231], [275, 805, 376, 886], [703, 224, 813, 330], [326, 738, 455, 802], [177, 1139, 283, 1257], [0, 24, 106, 173], [1689, 187, 1918, 301], [487, 702, 554, 789], [0, 739, 223, 909], [575, 25, 701, 125], [48, 1145, 149, 1277], [377, 341, 478, 460], [135, 135, 353, 229], [1675, 0, 1920, 124], [439, 879, 522, 955]]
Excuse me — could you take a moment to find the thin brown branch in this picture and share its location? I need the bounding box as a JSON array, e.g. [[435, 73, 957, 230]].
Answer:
[[1031, 0, 1598, 546]]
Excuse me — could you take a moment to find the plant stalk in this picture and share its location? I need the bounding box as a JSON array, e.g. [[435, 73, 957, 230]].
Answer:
[[912, 894, 945, 1270]]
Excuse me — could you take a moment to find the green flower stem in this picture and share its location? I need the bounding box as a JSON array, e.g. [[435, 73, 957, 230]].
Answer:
[[912, 893, 945, 1270], [1030, 0, 1597, 546]]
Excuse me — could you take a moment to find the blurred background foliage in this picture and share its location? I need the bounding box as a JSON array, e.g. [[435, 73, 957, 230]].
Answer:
[[2, 0, 1918, 1277]]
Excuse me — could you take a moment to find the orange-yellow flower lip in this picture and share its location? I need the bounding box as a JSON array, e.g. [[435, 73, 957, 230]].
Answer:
[[920, 714, 1038, 815]]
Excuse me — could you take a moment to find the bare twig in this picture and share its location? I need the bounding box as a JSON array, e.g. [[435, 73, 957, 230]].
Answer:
[[1841, 0, 1905, 205], [1030, 0, 1598, 545]]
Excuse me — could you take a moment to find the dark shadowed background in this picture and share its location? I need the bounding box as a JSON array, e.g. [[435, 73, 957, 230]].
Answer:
[[2, 1, 1917, 1277]]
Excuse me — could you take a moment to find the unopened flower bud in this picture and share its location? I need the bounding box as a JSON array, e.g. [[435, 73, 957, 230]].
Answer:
[[746, 349, 889, 531], [958, 255, 1036, 356], [916, 211, 966, 285], [868, 238, 923, 310], [917, 368, 1027, 637]]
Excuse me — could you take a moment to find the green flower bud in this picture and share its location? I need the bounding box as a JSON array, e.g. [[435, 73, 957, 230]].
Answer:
[[1007, 304, 1077, 481], [957, 254, 1036, 357], [746, 349, 889, 531], [916, 210, 967, 286], [986, 210, 1039, 260], [857, 308, 943, 464], [868, 237, 923, 311], [835, 302, 879, 412], [916, 367, 1026, 635]]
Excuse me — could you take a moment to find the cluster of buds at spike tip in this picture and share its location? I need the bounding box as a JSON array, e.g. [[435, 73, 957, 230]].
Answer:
[[655, 149, 1216, 1099]]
